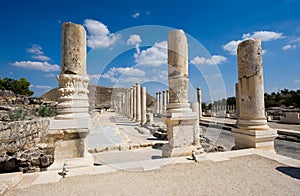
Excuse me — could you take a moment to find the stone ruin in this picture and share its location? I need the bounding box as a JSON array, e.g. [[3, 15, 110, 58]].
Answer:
[[232, 39, 277, 150], [46, 22, 93, 170], [1, 22, 281, 175]]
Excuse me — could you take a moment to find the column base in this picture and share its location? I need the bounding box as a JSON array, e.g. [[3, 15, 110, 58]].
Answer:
[[47, 156, 94, 171], [162, 111, 199, 158], [46, 127, 93, 170], [232, 128, 277, 151], [162, 143, 202, 158]]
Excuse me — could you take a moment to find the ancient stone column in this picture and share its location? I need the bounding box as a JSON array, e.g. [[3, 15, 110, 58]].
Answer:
[[235, 82, 240, 124], [197, 87, 203, 119], [163, 91, 167, 112], [159, 92, 162, 115], [136, 82, 141, 123], [232, 39, 277, 150], [162, 29, 199, 157], [166, 90, 169, 104], [141, 87, 147, 125], [133, 85, 136, 121], [190, 102, 203, 146], [48, 22, 92, 170], [56, 22, 89, 120], [130, 87, 134, 119], [155, 92, 159, 115]]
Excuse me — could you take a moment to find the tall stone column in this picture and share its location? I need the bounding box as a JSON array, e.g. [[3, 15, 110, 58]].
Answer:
[[133, 85, 136, 121], [141, 86, 147, 125], [235, 82, 240, 125], [48, 22, 93, 170], [155, 92, 159, 115], [136, 82, 141, 123], [166, 90, 169, 104], [190, 102, 204, 147], [162, 29, 199, 157], [130, 87, 134, 119], [196, 87, 203, 119], [127, 89, 130, 118], [232, 39, 277, 150], [159, 92, 162, 115], [163, 91, 167, 112]]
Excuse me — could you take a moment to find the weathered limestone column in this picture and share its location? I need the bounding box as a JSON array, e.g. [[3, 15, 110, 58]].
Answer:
[[126, 89, 129, 117], [155, 92, 159, 115], [235, 82, 240, 124], [163, 91, 167, 112], [190, 102, 204, 147], [232, 39, 277, 150], [159, 92, 162, 115], [141, 86, 147, 125], [130, 87, 134, 119], [162, 29, 199, 157], [136, 82, 141, 123], [133, 85, 136, 121], [166, 90, 169, 104], [197, 87, 203, 119], [48, 22, 93, 170]]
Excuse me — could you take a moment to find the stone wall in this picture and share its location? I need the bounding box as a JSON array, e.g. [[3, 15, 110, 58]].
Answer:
[[0, 118, 54, 173]]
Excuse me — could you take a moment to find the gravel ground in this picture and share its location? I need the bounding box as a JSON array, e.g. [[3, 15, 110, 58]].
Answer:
[[6, 155, 300, 196]]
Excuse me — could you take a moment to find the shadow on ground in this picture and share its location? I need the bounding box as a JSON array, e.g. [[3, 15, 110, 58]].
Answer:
[[276, 166, 300, 179]]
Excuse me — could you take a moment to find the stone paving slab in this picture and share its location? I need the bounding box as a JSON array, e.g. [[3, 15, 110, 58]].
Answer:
[[201, 116, 300, 137], [0, 172, 23, 195]]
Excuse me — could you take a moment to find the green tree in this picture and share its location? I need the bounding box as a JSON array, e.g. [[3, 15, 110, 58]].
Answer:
[[0, 77, 34, 96]]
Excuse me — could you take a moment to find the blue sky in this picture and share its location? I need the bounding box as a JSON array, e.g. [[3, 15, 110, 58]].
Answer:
[[0, 0, 300, 102]]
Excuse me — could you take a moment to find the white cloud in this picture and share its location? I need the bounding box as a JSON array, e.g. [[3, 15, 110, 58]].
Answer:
[[132, 12, 140, 18], [242, 31, 283, 41], [34, 85, 52, 89], [223, 31, 283, 55], [84, 19, 120, 48], [102, 67, 145, 79], [223, 40, 242, 55], [190, 55, 227, 65], [135, 41, 167, 66], [27, 44, 43, 55], [127, 34, 142, 57], [45, 73, 56, 78], [88, 74, 101, 84], [294, 80, 300, 84], [27, 44, 51, 61], [101, 67, 146, 84], [32, 55, 50, 61], [282, 44, 296, 50], [11, 61, 60, 72], [127, 35, 142, 45], [88, 74, 101, 80]]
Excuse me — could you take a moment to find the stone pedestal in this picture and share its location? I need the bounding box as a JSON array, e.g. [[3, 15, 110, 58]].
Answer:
[[47, 22, 93, 170], [162, 29, 200, 158], [232, 39, 277, 151]]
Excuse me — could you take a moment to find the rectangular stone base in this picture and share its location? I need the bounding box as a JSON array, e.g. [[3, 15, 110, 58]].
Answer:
[[232, 128, 278, 151], [49, 118, 90, 130], [47, 156, 94, 171], [162, 143, 201, 158]]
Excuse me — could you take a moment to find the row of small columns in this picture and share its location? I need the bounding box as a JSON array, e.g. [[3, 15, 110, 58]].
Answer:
[[117, 82, 147, 125], [155, 90, 169, 115]]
